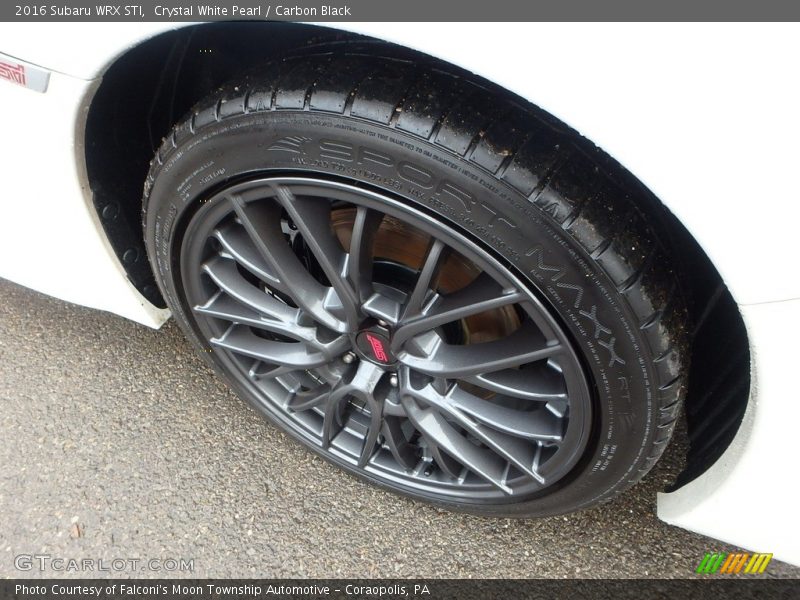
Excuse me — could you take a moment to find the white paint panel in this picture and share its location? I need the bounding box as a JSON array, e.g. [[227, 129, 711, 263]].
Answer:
[[658, 299, 800, 566], [0, 70, 168, 327]]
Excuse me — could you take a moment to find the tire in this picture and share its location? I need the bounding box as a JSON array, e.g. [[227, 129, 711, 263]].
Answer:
[[143, 52, 688, 516]]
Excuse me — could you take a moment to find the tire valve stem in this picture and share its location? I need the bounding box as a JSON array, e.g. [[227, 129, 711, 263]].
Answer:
[[423, 464, 433, 477]]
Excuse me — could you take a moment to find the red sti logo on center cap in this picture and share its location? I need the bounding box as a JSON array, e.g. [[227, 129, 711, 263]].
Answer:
[[365, 333, 389, 362]]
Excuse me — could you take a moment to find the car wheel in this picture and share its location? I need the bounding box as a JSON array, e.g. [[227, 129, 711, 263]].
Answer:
[[143, 53, 688, 516]]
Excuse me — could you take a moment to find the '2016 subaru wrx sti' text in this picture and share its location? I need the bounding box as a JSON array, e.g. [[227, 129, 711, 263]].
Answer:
[[1, 22, 798, 565]]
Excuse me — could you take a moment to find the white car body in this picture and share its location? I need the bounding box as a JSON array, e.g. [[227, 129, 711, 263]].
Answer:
[[1, 22, 798, 565]]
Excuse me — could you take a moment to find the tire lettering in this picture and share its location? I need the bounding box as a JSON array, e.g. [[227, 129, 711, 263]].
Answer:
[[527, 245, 625, 367], [319, 139, 354, 162], [436, 180, 474, 213], [397, 161, 434, 188]]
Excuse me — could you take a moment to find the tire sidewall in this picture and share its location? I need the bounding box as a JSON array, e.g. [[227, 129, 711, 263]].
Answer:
[[145, 111, 657, 516]]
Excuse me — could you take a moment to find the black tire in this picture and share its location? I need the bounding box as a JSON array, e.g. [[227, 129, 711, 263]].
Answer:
[[143, 52, 688, 516]]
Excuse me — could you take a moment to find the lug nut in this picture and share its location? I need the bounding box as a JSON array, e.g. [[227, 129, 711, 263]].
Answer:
[[343, 352, 356, 364], [389, 374, 399, 387], [378, 319, 388, 327]]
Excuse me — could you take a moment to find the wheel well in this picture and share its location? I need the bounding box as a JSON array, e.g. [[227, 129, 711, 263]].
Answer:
[[85, 22, 370, 306], [657, 211, 751, 490], [83, 21, 749, 489]]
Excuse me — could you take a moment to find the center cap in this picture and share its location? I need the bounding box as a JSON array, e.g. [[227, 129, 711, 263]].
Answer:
[[355, 329, 396, 365]]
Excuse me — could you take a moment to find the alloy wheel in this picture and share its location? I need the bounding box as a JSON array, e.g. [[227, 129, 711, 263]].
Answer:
[[180, 177, 592, 503]]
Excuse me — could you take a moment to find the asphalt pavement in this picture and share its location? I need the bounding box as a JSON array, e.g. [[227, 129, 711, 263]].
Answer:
[[1, 278, 798, 579]]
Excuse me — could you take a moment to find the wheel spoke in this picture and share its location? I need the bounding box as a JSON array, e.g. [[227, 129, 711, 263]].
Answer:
[[401, 377, 551, 483], [403, 238, 446, 319], [229, 195, 347, 332], [322, 360, 387, 462], [448, 386, 562, 442], [202, 256, 299, 324], [211, 324, 334, 370], [381, 416, 419, 471], [399, 321, 562, 378], [273, 369, 323, 394], [463, 364, 567, 402], [213, 224, 283, 291], [287, 385, 332, 412], [401, 397, 512, 494], [271, 185, 361, 330], [473, 429, 545, 484], [427, 442, 463, 480], [404, 376, 561, 443], [320, 393, 346, 449], [393, 273, 523, 350], [359, 404, 384, 467], [347, 206, 383, 304], [362, 293, 403, 326], [195, 290, 317, 344]]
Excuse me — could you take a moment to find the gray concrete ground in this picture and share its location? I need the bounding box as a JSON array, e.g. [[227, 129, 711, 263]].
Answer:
[[1, 278, 797, 579]]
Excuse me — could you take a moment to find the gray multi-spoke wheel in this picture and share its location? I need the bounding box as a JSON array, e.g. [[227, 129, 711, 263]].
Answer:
[[144, 53, 688, 515], [180, 178, 591, 501]]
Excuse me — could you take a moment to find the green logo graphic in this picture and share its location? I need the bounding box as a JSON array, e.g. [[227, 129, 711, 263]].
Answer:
[[696, 552, 773, 575]]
